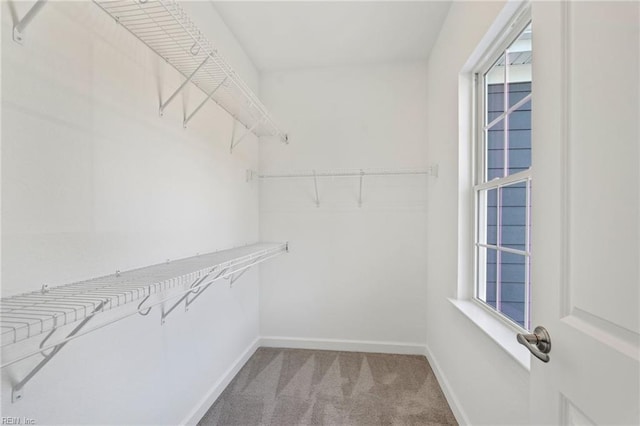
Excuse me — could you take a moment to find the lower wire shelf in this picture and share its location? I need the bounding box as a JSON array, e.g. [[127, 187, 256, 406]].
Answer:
[[0, 241, 288, 402]]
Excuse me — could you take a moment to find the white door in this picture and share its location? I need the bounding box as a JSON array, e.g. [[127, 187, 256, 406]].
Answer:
[[530, 1, 639, 424]]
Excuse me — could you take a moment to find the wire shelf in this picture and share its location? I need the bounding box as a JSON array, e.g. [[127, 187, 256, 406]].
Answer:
[[93, 0, 287, 142], [0, 242, 287, 347]]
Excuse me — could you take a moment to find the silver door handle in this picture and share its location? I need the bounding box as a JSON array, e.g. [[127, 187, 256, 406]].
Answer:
[[517, 326, 551, 363]]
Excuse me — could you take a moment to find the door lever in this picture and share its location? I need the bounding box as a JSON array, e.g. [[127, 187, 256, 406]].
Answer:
[[517, 326, 551, 363]]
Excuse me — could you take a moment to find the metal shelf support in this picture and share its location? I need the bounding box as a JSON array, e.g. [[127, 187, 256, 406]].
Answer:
[[11, 300, 106, 403], [183, 269, 229, 311], [183, 77, 228, 128], [160, 56, 209, 116], [226, 268, 249, 287], [93, 0, 288, 142], [13, 0, 48, 45], [160, 266, 228, 324], [230, 119, 263, 153]]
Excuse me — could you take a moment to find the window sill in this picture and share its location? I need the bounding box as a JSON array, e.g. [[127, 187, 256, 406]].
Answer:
[[449, 298, 531, 371]]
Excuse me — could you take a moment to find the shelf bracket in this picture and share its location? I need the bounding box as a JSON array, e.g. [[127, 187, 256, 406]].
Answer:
[[313, 170, 320, 207], [11, 300, 106, 403], [159, 56, 209, 116], [358, 169, 364, 207], [223, 251, 280, 287], [184, 268, 230, 310], [183, 77, 228, 128], [12, 0, 48, 45], [161, 267, 228, 323], [230, 119, 263, 153], [225, 267, 249, 288]]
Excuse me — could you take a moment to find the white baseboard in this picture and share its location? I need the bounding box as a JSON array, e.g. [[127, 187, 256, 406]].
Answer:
[[181, 337, 261, 426], [260, 336, 427, 356], [424, 343, 470, 426]]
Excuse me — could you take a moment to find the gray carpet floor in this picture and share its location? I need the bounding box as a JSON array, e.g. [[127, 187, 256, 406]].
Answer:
[[198, 347, 457, 426]]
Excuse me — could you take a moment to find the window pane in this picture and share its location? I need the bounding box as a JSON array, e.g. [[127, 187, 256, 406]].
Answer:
[[504, 24, 532, 177], [499, 181, 527, 251], [507, 97, 532, 175], [485, 53, 506, 124], [506, 24, 532, 109], [486, 121, 505, 180], [499, 252, 527, 327], [508, 82, 531, 109], [487, 83, 505, 115], [481, 189, 498, 246], [477, 247, 498, 309], [508, 102, 531, 133]]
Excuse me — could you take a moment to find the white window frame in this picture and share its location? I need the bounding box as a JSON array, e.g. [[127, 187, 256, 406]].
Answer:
[[472, 11, 532, 332]]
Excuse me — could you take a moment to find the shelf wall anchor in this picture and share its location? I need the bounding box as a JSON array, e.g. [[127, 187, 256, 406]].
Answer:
[[12, 0, 48, 45], [183, 77, 228, 128], [159, 56, 209, 116], [11, 300, 106, 403]]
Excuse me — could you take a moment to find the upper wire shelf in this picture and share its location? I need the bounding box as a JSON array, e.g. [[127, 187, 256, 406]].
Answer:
[[93, 0, 288, 143], [0, 242, 287, 347]]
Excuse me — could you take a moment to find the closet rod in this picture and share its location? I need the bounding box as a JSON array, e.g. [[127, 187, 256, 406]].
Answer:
[[259, 168, 431, 179]]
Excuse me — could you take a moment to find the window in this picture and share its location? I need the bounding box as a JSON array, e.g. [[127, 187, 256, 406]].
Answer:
[[475, 21, 532, 330]]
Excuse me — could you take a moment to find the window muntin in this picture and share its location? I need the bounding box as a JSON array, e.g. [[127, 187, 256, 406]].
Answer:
[[475, 22, 532, 330]]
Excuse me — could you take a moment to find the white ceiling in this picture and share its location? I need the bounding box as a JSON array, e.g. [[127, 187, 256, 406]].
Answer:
[[212, 1, 452, 71]]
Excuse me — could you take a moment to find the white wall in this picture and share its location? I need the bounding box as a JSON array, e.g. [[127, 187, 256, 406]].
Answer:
[[258, 63, 430, 351], [1, 1, 262, 424], [424, 1, 530, 424]]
